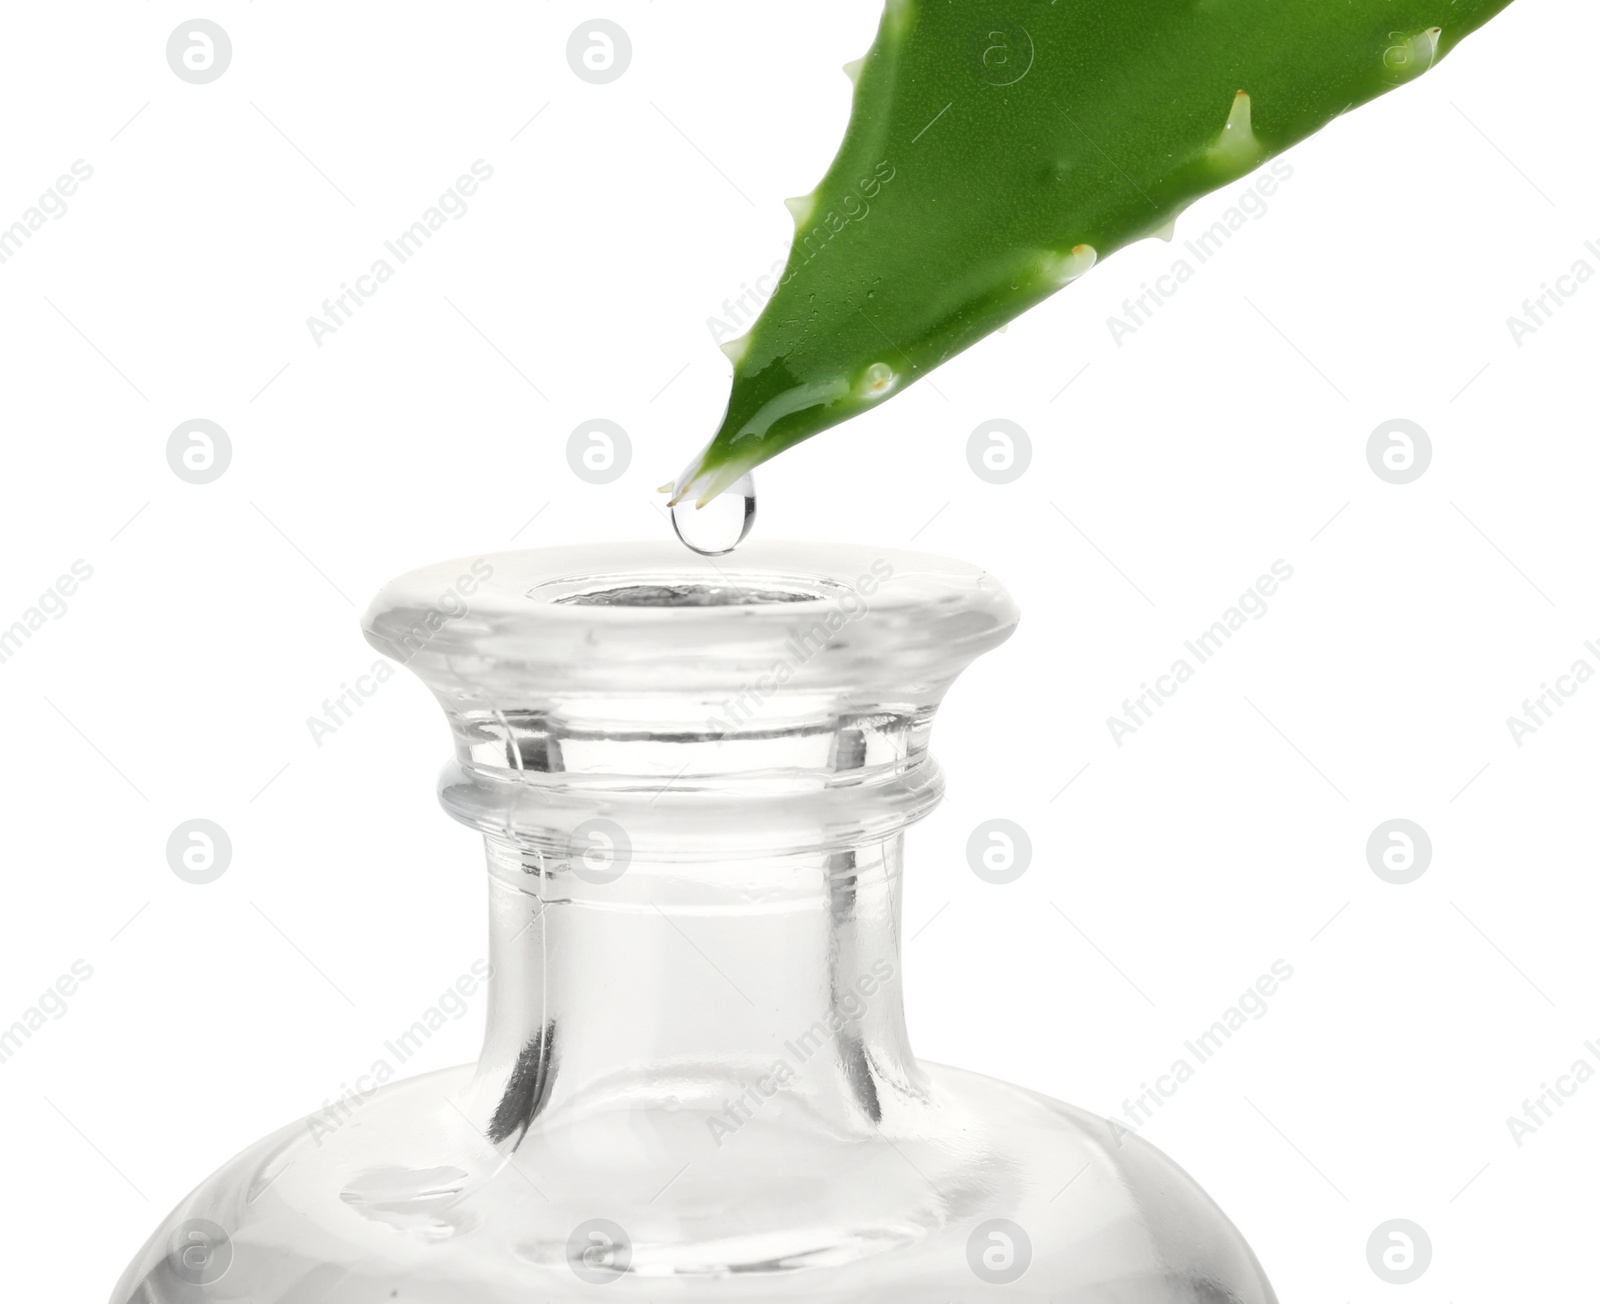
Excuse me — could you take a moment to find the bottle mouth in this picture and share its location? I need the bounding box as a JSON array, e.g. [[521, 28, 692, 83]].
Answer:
[[362, 539, 1019, 712], [546, 576, 839, 608]]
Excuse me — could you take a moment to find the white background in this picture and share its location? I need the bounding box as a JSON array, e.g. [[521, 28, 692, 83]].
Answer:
[[1, 1, 1595, 1299]]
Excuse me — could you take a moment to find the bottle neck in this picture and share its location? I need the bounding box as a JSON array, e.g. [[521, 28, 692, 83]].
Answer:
[[461, 834, 919, 1148]]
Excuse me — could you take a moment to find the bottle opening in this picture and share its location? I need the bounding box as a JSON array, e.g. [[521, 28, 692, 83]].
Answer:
[[555, 582, 815, 608]]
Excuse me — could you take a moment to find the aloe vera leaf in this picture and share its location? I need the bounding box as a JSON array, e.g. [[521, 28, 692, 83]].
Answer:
[[670, 0, 1515, 504]]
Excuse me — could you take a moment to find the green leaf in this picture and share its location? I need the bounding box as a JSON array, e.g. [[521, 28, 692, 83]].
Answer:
[[672, 0, 1514, 504]]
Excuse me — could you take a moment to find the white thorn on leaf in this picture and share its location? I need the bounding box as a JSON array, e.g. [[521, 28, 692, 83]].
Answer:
[[855, 362, 898, 400], [721, 335, 751, 366], [1420, 26, 1442, 66], [843, 56, 865, 84], [1042, 243, 1098, 286], [1385, 27, 1441, 79], [783, 194, 815, 227], [1207, 90, 1265, 171], [1151, 218, 1177, 242]]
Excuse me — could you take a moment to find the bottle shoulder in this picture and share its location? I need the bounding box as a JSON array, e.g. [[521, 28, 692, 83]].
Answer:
[[113, 1061, 1273, 1303]]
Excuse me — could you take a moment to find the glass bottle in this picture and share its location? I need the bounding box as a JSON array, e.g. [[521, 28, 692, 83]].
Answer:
[[113, 541, 1276, 1302]]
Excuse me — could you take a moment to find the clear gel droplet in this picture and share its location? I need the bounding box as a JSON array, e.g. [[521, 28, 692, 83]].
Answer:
[[671, 474, 755, 556]]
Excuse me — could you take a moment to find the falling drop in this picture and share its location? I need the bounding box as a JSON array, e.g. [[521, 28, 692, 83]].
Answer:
[[671, 473, 755, 556]]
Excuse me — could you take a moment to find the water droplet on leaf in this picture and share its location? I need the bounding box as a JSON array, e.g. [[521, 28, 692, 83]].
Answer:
[[672, 473, 755, 556]]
